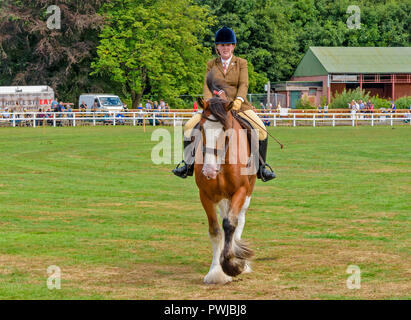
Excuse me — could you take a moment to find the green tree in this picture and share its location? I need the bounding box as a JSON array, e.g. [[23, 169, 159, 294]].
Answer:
[[92, 0, 213, 108], [0, 0, 110, 103]]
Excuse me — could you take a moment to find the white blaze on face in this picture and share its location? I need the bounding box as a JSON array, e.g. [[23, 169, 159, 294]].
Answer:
[[202, 116, 224, 179]]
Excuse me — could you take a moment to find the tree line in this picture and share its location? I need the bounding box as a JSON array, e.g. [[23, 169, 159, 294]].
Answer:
[[0, 0, 410, 108]]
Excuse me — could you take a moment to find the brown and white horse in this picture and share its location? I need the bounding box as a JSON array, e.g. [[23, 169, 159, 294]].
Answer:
[[193, 74, 257, 284]]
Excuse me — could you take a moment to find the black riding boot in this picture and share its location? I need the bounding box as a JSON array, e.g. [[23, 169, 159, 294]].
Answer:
[[257, 138, 276, 182], [172, 140, 195, 178]]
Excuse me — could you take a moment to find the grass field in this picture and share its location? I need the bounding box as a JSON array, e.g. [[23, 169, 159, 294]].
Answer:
[[0, 125, 410, 300]]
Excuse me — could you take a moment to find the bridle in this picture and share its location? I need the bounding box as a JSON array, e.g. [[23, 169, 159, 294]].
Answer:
[[199, 111, 236, 180], [199, 93, 234, 179]]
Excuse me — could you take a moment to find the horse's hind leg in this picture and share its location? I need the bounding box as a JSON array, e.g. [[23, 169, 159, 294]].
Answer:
[[220, 188, 254, 277], [200, 191, 232, 285]]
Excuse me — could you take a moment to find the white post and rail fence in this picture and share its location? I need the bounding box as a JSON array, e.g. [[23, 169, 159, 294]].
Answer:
[[0, 111, 410, 128]]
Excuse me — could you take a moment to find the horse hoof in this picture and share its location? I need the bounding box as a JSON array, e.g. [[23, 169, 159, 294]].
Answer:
[[204, 267, 232, 285]]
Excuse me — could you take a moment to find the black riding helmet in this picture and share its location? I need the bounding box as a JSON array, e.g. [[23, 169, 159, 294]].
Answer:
[[214, 27, 237, 44]]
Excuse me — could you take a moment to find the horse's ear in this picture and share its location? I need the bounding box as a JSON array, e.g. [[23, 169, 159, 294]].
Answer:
[[197, 97, 207, 110]]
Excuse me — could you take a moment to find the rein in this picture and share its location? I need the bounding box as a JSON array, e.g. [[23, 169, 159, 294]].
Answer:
[[201, 112, 220, 123]]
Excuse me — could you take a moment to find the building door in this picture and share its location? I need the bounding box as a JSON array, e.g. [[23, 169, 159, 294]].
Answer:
[[290, 91, 301, 109]]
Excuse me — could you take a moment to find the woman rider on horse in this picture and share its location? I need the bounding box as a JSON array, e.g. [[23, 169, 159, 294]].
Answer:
[[172, 26, 276, 182]]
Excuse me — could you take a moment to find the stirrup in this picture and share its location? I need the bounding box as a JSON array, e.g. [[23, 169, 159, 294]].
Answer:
[[171, 160, 192, 179], [172, 160, 189, 178], [259, 163, 276, 182]]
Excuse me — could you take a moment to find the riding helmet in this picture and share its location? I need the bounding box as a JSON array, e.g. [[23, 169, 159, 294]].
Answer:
[[214, 27, 237, 44]]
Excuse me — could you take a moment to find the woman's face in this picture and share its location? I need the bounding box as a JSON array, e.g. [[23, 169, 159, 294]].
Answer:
[[216, 43, 236, 60]]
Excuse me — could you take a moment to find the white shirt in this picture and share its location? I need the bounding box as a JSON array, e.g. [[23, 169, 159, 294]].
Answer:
[[221, 56, 244, 102], [221, 56, 233, 69]]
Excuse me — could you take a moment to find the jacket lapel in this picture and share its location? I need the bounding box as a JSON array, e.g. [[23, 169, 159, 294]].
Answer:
[[226, 56, 236, 75], [215, 56, 236, 76], [216, 58, 225, 75]]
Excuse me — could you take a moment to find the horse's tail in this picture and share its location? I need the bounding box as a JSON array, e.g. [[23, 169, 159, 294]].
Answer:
[[220, 217, 254, 277]]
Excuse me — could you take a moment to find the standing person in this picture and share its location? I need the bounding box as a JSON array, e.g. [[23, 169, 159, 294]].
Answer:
[[145, 100, 151, 111], [351, 100, 359, 126], [359, 100, 365, 113], [144, 100, 152, 125], [137, 103, 144, 125], [37, 108, 44, 126], [159, 100, 165, 113], [55, 101, 64, 126], [51, 99, 58, 110], [145, 100, 153, 113], [390, 101, 396, 113], [366, 100, 371, 113], [276, 102, 282, 114], [351, 100, 357, 112], [91, 100, 99, 112], [260, 102, 265, 111], [80, 101, 87, 111], [67, 105, 73, 126], [2, 108, 10, 119], [354, 100, 360, 112], [172, 26, 275, 182], [263, 107, 270, 127]]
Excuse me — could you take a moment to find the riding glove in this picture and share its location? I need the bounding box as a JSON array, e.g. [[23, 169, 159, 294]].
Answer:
[[232, 99, 242, 111]]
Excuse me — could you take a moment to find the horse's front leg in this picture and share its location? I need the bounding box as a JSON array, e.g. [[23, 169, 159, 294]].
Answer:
[[220, 187, 254, 277], [199, 190, 232, 285]]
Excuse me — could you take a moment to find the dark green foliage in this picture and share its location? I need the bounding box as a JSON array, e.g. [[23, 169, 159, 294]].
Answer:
[[91, 0, 213, 108], [330, 88, 371, 108], [0, 0, 114, 103], [200, 0, 411, 92], [394, 96, 411, 109], [370, 95, 391, 109]]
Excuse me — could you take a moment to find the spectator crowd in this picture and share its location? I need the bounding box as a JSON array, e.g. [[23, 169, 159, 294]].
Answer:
[[1, 97, 410, 127], [348, 99, 399, 114]]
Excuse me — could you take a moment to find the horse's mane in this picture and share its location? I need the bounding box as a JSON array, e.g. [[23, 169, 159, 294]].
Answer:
[[205, 71, 230, 129]]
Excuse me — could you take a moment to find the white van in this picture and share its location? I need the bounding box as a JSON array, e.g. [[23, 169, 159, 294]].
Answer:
[[79, 94, 124, 113]]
